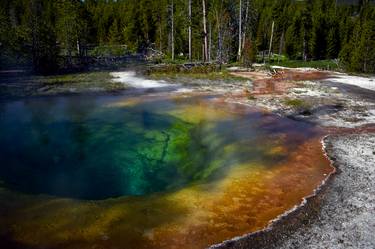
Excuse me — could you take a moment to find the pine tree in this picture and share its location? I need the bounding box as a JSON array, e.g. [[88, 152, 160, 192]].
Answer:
[[0, 0, 374, 73], [0, 8, 9, 68], [327, 26, 340, 59], [339, 3, 375, 73], [326, 1, 340, 59], [353, 19, 375, 72], [108, 19, 122, 44], [284, 10, 302, 59], [56, 0, 86, 64], [28, 0, 59, 73], [310, 0, 327, 60]]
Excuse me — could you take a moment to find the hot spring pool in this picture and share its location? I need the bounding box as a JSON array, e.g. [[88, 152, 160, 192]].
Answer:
[[0, 93, 333, 249]]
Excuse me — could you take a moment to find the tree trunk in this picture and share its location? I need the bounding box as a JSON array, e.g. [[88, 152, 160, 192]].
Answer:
[[189, 0, 192, 62], [278, 30, 284, 63], [242, 0, 249, 52], [9, 6, 17, 27], [202, 0, 208, 62], [171, 0, 175, 60], [30, 0, 40, 71], [364, 45, 369, 73], [303, 29, 307, 61], [77, 39, 81, 57], [237, 0, 242, 61], [159, 16, 163, 52], [209, 22, 212, 62], [216, 0, 224, 65], [216, 14, 223, 64], [268, 20, 274, 62]]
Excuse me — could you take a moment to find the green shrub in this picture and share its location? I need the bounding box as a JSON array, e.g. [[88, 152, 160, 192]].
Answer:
[[283, 98, 308, 108]]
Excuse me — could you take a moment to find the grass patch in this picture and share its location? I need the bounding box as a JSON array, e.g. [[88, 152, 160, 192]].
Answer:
[[38, 71, 126, 92], [149, 71, 246, 82], [247, 95, 257, 100], [0, 70, 127, 98], [283, 98, 309, 109], [40, 71, 113, 85], [148, 64, 219, 74], [148, 64, 247, 82]]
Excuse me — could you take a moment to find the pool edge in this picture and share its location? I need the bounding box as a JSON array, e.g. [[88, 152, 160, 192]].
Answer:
[[207, 134, 337, 249]]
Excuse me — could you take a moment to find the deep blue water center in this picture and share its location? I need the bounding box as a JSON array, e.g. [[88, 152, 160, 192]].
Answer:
[[0, 95, 316, 200]]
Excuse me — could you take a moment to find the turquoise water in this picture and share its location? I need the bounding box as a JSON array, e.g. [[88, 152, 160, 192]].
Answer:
[[0, 95, 317, 200]]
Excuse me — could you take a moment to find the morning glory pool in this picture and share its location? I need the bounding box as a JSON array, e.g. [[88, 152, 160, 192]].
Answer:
[[0, 93, 333, 249]]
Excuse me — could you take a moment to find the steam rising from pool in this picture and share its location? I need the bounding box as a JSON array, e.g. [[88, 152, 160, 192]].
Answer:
[[111, 71, 172, 88]]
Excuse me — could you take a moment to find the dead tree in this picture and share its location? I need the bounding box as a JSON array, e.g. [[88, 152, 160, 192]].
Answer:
[[202, 0, 208, 62], [237, 0, 242, 61]]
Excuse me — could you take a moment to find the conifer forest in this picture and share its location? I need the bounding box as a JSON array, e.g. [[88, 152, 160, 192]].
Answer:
[[0, 0, 374, 73]]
